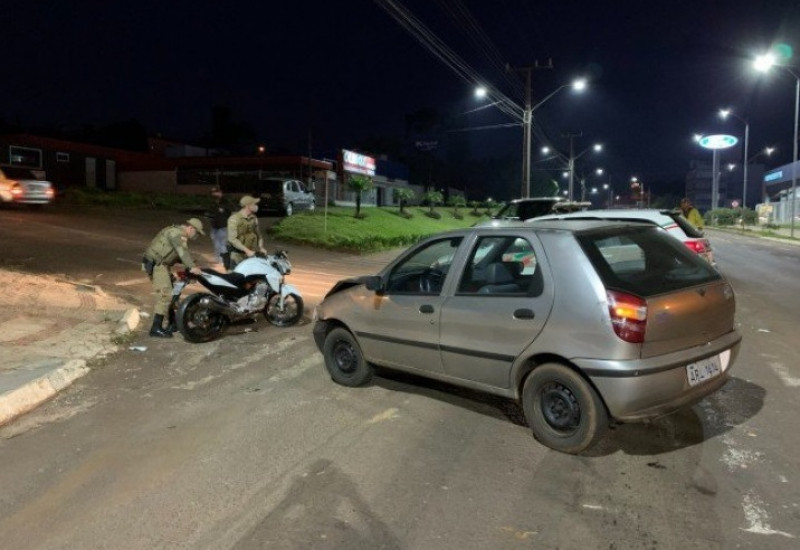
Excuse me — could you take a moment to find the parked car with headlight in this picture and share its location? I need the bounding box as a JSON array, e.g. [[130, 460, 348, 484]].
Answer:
[[313, 220, 740, 454], [533, 209, 715, 265], [0, 166, 55, 206]]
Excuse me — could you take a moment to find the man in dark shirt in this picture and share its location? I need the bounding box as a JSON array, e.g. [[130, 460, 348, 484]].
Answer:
[[206, 186, 233, 269]]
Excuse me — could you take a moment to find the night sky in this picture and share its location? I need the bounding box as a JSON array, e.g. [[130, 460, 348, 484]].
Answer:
[[3, 1, 800, 198]]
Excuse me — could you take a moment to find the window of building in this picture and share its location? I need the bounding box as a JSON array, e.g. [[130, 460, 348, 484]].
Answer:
[[9, 146, 42, 168], [56, 152, 70, 163]]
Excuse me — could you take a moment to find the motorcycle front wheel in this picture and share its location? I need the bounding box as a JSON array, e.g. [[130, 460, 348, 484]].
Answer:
[[176, 293, 227, 343], [265, 293, 304, 327]]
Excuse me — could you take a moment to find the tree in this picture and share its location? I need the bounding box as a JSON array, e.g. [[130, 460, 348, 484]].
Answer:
[[393, 187, 415, 216], [422, 190, 444, 218], [448, 195, 467, 219], [348, 175, 373, 218]]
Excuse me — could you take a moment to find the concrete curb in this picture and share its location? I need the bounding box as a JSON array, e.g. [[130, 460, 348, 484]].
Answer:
[[0, 308, 142, 427], [0, 359, 89, 426]]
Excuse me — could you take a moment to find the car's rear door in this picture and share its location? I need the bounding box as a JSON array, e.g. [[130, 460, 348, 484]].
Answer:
[[438, 233, 554, 389]]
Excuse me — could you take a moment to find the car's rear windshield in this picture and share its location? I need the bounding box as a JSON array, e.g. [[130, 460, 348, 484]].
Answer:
[[576, 226, 721, 297]]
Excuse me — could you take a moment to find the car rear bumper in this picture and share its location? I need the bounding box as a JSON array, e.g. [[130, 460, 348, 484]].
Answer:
[[574, 330, 741, 421]]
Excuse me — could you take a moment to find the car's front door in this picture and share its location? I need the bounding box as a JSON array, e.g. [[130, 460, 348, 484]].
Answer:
[[439, 234, 553, 389], [356, 236, 463, 375]]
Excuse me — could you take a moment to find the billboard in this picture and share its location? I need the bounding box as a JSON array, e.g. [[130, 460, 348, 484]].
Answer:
[[342, 149, 376, 176]]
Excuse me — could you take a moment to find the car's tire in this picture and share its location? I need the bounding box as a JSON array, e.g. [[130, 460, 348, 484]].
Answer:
[[308, 200, 316, 212], [522, 363, 608, 454], [285, 203, 294, 217], [323, 327, 373, 387]]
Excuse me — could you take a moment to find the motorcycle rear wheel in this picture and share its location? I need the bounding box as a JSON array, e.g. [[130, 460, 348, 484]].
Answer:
[[265, 293, 304, 327], [176, 293, 227, 343]]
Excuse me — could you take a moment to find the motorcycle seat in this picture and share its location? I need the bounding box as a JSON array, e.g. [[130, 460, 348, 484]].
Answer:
[[201, 268, 246, 286]]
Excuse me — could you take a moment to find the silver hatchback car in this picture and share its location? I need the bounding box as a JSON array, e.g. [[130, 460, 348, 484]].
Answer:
[[313, 221, 741, 454]]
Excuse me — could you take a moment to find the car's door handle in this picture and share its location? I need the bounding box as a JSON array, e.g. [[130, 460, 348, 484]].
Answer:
[[419, 304, 435, 314], [513, 308, 535, 319]]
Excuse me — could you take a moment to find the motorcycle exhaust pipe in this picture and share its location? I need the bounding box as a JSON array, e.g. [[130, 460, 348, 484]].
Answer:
[[199, 295, 237, 317]]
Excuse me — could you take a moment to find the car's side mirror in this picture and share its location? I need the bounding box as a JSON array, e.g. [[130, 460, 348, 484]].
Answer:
[[364, 275, 384, 293]]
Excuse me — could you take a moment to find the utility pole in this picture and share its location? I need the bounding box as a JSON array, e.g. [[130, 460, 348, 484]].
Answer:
[[563, 132, 582, 201], [509, 60, 553, 198]]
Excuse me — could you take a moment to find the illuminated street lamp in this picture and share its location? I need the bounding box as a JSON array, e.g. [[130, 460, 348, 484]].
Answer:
[[567, 142, 602, 201], [754, 52, 799, 237], [475, 78, 587, 199], [719, 108, 750, 211]]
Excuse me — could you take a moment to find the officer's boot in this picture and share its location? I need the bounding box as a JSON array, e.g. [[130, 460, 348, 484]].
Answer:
[[166, 308, 178, 334], [149, 314, 173, 338], [221, 252, 231, 271]]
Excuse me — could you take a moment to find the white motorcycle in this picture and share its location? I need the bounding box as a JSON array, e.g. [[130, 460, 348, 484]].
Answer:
[[173, 250, 303, 343]]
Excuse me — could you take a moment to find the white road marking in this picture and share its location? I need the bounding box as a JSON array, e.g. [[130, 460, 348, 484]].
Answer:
[[741, 491, 795, 538], [367, 408, 399, 424], [768, 362, 800, 387]]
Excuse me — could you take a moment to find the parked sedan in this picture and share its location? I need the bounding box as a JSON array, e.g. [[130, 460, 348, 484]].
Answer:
[[533, 209, 715, 265], [0, 166, 55, 206], [313, 221, 740, 454]]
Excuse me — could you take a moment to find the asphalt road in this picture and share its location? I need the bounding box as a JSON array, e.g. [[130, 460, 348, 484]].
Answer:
[[0, 207, 799, 549]]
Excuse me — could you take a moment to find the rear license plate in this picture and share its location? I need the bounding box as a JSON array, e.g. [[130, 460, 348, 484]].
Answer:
[[686, 355, 722, 387]]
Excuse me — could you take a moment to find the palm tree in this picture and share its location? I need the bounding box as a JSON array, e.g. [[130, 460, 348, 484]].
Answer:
[[348, 175, 373, 218], [448, 195, 467, 218], [422, 190, 444, 218], [393, 187, 415, 215]]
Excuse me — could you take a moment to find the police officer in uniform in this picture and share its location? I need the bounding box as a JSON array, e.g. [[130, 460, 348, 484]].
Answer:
[[142, 218, 205, 338], [227, 195, 266, 268]]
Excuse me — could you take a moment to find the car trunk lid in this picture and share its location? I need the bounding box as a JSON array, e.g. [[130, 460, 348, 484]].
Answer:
[[641, 280, 735, 358]]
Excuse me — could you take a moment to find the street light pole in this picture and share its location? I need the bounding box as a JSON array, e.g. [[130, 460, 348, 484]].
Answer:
[[720, 109, 750, 212], [792, 75, 799, 238], [754, 54, 799, 238]]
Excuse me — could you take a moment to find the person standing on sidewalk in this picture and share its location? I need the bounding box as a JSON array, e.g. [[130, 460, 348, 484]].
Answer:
[[205, 186, 233, 270], [227, 195, 266, 268], [680, 197, 705, 230], [142, 218, 205, 338]]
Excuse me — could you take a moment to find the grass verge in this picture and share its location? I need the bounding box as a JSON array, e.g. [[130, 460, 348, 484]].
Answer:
[[271, 207, 489, 252]]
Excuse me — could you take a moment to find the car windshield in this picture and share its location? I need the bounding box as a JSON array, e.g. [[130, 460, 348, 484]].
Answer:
[[577, 226, 720, 297]]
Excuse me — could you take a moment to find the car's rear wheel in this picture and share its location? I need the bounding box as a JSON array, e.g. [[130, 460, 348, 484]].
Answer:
[[308, 200, 316, 212], [323, 327, 373, 386], [522, 363, 608, 454], [285, 203, 294, 216]]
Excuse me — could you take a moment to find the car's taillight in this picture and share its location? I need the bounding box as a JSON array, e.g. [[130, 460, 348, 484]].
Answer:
[[607, 290, 647, 343], [684, 239, 707, 254]]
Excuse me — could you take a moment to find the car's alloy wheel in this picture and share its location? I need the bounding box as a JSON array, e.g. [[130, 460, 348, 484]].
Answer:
[[323, 327, 373, 386], [522, 363, 608, 454]]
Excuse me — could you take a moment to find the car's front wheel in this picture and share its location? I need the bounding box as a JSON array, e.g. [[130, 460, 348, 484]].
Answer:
[[522, 363, 608, 454], [285, 202, 294, 217], [323, 327, 373, 386]]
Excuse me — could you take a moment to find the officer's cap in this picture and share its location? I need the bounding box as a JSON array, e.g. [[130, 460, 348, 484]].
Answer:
[[186, 218, 206, 235], [240, 195, 260, 207]]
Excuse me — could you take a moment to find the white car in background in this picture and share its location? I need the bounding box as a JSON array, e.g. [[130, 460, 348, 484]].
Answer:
[[0, 166, 55, 206], [532, 209, 715, 265]]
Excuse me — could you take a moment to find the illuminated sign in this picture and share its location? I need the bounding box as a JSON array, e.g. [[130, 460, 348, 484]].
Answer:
[[342, 149, 376, 176], [765, 170, 783, 182], [698, 135, 738, 150]]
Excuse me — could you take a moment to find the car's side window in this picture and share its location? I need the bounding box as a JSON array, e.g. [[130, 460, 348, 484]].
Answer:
[[457, 236, 541, 296], [385, 237, 463, 295]]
